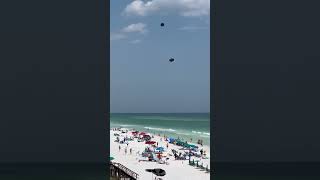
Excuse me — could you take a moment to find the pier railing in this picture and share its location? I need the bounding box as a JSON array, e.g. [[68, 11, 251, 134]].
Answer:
[[111, 162, 139, 180]]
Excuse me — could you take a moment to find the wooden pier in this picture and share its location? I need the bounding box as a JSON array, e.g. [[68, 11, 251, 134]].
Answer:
[[110, 162, 139, 180]]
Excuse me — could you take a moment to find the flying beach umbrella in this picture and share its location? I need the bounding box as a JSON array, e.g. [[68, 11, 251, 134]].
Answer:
[[145, 168, 166, 176]]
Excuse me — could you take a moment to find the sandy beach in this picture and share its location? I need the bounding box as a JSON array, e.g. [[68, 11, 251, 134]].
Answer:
[[110, 128, 210, 180]]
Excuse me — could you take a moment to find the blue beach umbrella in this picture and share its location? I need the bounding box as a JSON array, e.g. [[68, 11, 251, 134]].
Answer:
[[168, 138, 175, 143], [156, 147, 165, 152]]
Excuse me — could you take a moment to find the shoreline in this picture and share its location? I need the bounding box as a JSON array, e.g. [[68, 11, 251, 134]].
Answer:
[[110, 128, 210, 180], [110, 123, 211, 146]]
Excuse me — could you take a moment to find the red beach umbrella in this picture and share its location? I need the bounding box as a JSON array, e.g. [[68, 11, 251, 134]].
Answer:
[[145, 141, 156, 144]]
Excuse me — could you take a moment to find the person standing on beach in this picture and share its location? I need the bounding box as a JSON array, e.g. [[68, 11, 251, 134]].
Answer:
[[118, 145, 121, 152], [130, 148, 132, 155], [125, 148, 127, 155]]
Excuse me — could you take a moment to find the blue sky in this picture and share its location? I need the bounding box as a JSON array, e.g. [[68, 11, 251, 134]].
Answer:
[[110, 0, 210, 113]]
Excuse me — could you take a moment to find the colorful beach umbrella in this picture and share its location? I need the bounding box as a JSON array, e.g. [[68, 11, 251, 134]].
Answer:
[[110, 157, 114, 161]]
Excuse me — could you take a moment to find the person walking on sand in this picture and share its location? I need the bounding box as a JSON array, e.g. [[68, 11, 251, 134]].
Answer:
[[130, 148, 132, 155], [125, 148, 127, 155], [118, 145, 121, 152], [166, 143, 169, 149]]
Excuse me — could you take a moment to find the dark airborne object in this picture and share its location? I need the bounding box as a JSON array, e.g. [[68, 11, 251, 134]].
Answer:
[[169, 58, 174, 62], [160, 23, 164, 27], [145, 168, 166, 176]]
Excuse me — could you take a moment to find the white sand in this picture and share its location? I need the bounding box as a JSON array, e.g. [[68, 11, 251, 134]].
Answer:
[[110, 129, 210, 180]]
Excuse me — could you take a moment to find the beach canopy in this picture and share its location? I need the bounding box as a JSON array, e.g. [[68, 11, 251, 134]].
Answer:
[[175, 140, 185, 146], [168, 138, 175, 143], [156, 147, 165, 152], [145, 168, 166, 176], [145, 141, 156, 144], [189, 144, 198, 149]]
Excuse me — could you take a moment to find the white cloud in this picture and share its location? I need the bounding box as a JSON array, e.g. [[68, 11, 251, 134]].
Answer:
[[130, 39, 142, 44], [123, 0, 210, 17], [110, 33, 126, 41], [179, 25, 208, 31], [122, 23, 148, 34]]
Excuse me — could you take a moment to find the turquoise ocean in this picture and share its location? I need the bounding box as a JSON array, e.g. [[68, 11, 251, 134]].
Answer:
[[110, 113, 210, 145]]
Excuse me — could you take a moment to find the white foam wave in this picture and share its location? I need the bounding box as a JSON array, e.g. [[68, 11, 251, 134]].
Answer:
[[192, 131, 210, 136], [111, 124, 137, 127], [133, 116, 209, 122], [144, 126, 176, 132], [176, 132, 193, 136]]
